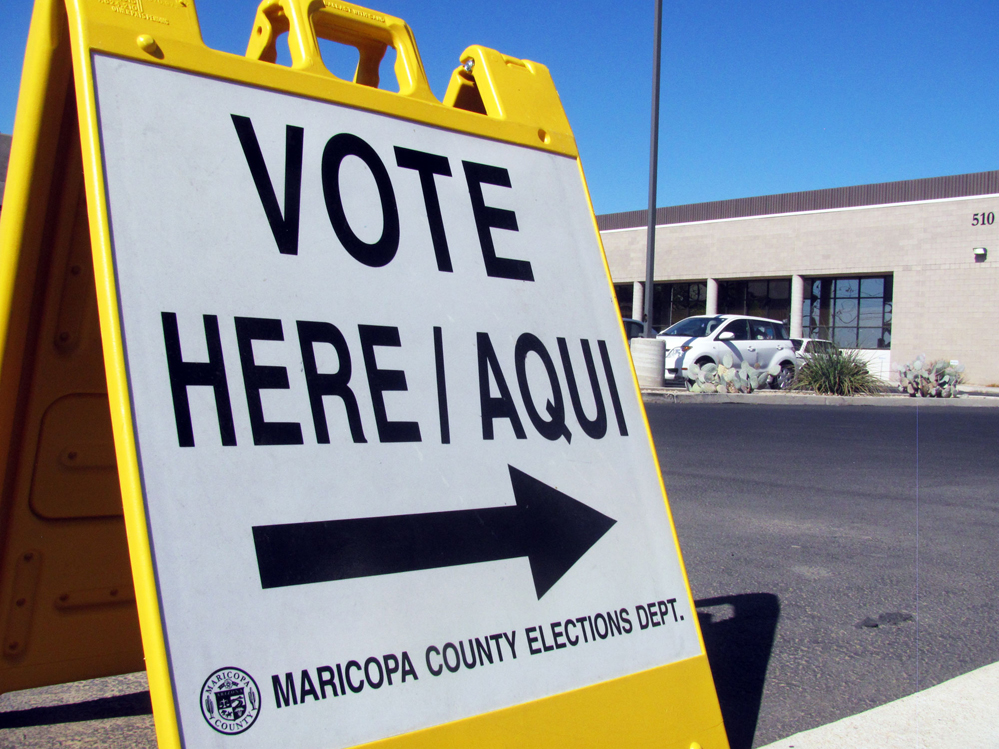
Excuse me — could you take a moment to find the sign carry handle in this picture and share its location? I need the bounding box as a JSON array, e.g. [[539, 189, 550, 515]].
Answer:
[[245, 0, 437, 102]]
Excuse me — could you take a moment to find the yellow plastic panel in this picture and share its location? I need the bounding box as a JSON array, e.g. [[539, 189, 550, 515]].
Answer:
[[0, 0, 143, 696], [443, 45, 574, 149], [361, 655, 727, 749], [73, 0, 578, 157], [30, 394, 120, 519]]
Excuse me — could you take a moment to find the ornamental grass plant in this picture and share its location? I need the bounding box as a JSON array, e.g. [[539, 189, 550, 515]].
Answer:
[[791, 347, 883, 396]]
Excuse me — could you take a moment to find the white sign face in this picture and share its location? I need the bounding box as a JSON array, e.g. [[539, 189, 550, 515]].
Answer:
[[93, 55, 701, 747]]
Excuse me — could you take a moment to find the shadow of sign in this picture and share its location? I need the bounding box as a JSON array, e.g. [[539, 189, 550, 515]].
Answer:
[[0, 691, 151, 729], [696, 593, 781, 749]]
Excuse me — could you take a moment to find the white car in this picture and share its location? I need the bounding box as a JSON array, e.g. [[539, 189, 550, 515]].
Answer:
[[658, 314, 798, 389], [790, 337, 835, 365]]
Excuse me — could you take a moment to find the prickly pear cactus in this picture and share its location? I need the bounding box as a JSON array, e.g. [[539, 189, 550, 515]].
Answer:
[[688, 354, 779, 393], [897, 354, 964, 398]]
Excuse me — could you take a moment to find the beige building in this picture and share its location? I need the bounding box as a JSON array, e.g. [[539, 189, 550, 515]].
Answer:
[[599, 170, 999, 385]]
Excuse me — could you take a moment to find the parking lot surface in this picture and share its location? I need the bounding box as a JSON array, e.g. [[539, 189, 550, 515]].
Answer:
[[649, 402, 999, 747]]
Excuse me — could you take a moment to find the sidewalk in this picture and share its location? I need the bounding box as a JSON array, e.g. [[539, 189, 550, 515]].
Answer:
[[641, 384, 999, 407], [758, 661, 999, 749]]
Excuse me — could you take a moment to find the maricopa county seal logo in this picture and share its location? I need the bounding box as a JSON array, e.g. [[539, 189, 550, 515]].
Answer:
[[201, 667, 261, 734]]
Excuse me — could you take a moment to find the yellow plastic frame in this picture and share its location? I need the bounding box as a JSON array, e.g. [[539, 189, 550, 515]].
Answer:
[[0, 0, 729, 746]]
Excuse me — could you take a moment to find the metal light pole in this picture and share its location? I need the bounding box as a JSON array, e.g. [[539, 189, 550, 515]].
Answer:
[[643, 0, 663, 338]]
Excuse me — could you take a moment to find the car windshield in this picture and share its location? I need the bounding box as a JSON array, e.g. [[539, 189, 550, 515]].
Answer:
[[661, 316, 725, 338]]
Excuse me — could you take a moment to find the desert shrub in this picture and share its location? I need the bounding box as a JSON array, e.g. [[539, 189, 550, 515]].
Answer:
[[792, 348, 882, 396], [688, 354, 777, 393], [898, 355, 964, 398]]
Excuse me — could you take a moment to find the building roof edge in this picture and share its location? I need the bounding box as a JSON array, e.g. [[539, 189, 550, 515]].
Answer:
[[596, 170, 999, 231]]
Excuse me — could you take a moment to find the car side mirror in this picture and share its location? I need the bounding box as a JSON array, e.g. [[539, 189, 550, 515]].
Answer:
[[717, 331, 735, 341]]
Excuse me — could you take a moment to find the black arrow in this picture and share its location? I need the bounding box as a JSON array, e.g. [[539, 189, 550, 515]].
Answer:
[[251, 465, 616, 599]]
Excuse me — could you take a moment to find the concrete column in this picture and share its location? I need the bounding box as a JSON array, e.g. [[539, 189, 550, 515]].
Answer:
[[630, 338, 666, 388], [705, 278, 719, 315], [790, 274, 804, 338], [632, 281, 645, 322]]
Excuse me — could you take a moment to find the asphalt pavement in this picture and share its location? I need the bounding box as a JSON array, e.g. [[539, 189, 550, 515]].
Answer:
[[647, 400, 999, 747]]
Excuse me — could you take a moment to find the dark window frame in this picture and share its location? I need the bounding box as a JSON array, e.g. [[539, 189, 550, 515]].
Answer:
[[717, 278, 791, 325], [803, 274, 893, 350]]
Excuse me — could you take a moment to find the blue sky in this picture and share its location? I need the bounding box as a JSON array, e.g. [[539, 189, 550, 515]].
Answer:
[[2, 1, 997, 214]]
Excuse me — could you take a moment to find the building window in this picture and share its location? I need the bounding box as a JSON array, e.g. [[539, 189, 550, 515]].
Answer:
[[613, 283, 634, 318], [651, 281, 707, 330], [803, 275, 892, 349], [718, 279, 791, 324]]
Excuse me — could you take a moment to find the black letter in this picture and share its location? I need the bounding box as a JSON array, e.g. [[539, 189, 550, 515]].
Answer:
[[297, 320, 366, 443], [503, 630, 517, 658], [434, 326, 450, 444], [475, 637, 493, 665], [477, 332, 526, 440], [357, 325, 421, 442], [322, 133, 399, 267], [598, 340, 628, 436], [515, 333, 570, 442], [235, 317, 303, 445], [489, 633, 505, 661], [345, 661, 364, 693], [538, 625, 554, 652], [364, 657, 384, 688], [300, 670, 319, 701], [551, 621, 566, 649], [658, 600, 670, 625], [460, 640, 477, 669], [666, 598, 680, 622], [442, 643, 460, 672], [526, 626, 541, 655], [394, 147, 453, 272], [272, 673, 297, 707], [607, 609, 622, 636], [426, 646, 443, 677], [383, 654, 400, 685], [162, 312, 236, 447], [565, 619, 579, 646], [648, 602, 661, 627], [317, 666, 338, 698], [594, 613, 609, 639], [401, 651, 419, 681], [231, 116, 303, 255], [462, 161, 533, 281], [558, 338, 607, 439], [638, 605, 650, 629], [620, 608, 633, 634]]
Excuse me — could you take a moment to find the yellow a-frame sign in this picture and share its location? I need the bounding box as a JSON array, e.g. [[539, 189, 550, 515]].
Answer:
[[0, 0, 729, 747]]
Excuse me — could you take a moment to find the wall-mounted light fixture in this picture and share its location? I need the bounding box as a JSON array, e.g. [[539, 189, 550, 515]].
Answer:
[[974, 247, 987, 262]]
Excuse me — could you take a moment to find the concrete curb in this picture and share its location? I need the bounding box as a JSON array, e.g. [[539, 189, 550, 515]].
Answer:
[[958, 384, 999, 396], [641, 388, 999, 407], [757, 661, 999, 749]]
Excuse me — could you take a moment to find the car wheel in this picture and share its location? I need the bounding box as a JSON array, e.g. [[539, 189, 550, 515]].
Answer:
[[687, 357, 714, 389], [770, 363, 794, 390]]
